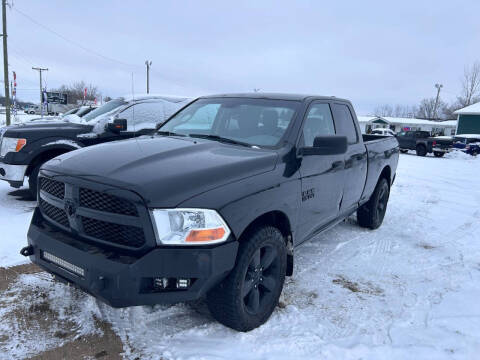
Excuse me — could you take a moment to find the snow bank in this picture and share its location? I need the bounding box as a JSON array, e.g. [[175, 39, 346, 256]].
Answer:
[[1, 151, 480, 359]]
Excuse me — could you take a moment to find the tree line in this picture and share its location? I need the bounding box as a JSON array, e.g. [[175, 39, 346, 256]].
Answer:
[[374, 61, 480, 120]]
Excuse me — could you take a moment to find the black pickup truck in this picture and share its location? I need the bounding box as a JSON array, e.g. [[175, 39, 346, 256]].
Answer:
[[0, 95, 189, 196], [22, 93, 399, 331], [396, 130, 451, 157]]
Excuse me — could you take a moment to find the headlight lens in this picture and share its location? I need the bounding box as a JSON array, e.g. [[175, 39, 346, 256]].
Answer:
[[0, 137, 27, 157], [150, 208, 231, 246]]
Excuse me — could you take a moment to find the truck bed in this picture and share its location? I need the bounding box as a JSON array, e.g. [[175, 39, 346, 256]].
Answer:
[[361, 134, 399, 203]]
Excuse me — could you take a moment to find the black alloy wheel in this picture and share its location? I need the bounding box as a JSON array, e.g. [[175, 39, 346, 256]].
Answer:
[[242, 244, 280, 315]]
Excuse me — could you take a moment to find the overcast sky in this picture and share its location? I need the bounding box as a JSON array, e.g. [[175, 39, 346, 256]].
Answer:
[[5, 0, 480, 114]]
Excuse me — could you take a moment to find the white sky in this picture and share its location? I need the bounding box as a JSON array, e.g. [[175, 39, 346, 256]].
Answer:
[[4, 0, 480, 114]]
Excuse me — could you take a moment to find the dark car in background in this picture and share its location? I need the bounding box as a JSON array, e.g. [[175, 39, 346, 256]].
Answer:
[[0, 95, 190, 196], [396, 130, 451, 157], [453, 135, 480, 156]]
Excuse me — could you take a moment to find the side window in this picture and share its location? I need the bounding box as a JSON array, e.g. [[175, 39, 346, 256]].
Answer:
[[302, 103, 335, 147], [120, 101, 170, 131], [332, 104, 358, 144]]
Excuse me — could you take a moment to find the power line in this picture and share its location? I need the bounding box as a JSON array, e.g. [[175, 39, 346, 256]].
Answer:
[[12, 6, 139, 69]]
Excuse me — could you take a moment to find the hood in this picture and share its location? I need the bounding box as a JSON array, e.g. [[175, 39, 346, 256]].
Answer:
[[44, 136, 278, 207], [4, 121, 90, 141], [5, 120, 89, 136]]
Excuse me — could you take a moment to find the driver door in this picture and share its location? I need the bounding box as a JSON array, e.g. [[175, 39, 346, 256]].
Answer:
[[296, 101, 346, 244]]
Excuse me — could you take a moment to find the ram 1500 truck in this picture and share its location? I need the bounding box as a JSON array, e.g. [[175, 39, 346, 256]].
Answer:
[[21, 93, 399, 331], [0, 95, 189, 197]]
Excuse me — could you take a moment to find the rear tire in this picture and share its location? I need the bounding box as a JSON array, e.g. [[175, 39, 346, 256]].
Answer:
[[28, 162, 42, 199], [207, 226, 287, 332], [433, 151, 444, 158], [357, 177, 390, 230], [416, 145, 427, 156]]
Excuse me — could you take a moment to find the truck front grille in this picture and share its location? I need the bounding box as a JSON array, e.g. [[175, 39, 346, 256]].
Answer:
[[38, 176, 150, 250], [39, 198, 69, 228], [81, 217, 145, 248], [40, 177, 65, 199], [79, 188, 138, 216]]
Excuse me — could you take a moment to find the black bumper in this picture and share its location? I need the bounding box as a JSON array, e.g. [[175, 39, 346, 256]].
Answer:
[[26, 209, 238, 307]]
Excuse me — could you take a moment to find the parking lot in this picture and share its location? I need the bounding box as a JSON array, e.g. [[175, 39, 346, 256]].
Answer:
[[0, 152, 479, 359]]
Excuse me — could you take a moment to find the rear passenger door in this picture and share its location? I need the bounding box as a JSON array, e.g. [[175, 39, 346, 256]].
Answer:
[[332, 103, 367, 213], [297, 101, 346, 243]]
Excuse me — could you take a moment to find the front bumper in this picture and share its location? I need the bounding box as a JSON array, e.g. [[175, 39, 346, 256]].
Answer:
[[0, 161, 27, 185], [26, 208, 238, 307]]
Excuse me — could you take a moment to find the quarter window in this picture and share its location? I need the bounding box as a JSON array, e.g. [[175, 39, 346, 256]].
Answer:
[[332, 104, 358, 144]]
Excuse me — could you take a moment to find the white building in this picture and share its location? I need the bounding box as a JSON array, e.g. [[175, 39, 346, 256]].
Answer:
[[357, 116, 457, 136]]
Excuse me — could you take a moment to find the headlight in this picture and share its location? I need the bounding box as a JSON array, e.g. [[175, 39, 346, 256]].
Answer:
[[0, 137, 27, 157], [150, 208, 231, 246]]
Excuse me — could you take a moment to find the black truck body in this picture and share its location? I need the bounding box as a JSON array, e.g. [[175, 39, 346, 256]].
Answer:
[[0, 95, 189, 195], [396, 130, 452, 157], [23, 93, 399, 331]]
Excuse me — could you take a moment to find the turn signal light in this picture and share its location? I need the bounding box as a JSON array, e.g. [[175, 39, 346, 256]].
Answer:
[[15, 139, 27, 152], [185, 228, 226, 243]]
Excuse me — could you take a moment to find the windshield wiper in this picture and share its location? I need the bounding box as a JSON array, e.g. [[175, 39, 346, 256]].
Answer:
[[188, 134, 252, 147], [156, 131, 186, 137]]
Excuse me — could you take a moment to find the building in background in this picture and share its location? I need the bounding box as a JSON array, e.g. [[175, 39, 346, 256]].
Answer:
[[453, 102, 480, 135], [357, 116, 457, 136]]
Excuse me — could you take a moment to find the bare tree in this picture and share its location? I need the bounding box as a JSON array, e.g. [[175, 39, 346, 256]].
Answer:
[[51, 81, 101, 104], [458, 61, 480, 107], [417, 97, 448, 119], [374, 104, 394, 117]]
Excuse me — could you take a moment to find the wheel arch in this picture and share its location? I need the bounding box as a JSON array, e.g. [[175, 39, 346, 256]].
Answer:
[[237, 210, 294, 276], [26, 146, 77, 176]]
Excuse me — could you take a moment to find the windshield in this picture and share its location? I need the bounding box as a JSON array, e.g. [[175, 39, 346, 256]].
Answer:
[[82, 99, 126, 123], [158, 98, 300, 147]]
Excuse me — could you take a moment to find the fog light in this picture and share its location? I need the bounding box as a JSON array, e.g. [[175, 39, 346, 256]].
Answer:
[[176, 278, 190, 289], [154, 277, 169, 290]]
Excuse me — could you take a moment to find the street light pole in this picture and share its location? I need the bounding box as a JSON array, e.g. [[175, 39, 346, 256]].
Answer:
[[433, 83, 443, 120], [145, 60, 152, 94]]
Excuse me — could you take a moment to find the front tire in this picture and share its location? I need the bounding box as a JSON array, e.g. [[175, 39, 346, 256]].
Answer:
[[357, 177, 390, 230], [207, 226, 287, 332], [28, 162, 42, 199]]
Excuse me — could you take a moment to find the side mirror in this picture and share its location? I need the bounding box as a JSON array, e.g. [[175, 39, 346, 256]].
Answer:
[[106, 118, 127, 133], [301, 135, 348, 156]]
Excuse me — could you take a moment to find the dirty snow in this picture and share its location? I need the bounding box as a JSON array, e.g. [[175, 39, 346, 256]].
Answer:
[[0, 153, 479, 359]]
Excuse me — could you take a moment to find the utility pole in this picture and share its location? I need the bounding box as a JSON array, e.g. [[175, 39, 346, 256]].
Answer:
[[433, 83, 443, 120], [32, 67, 48, 115], [2, 0, 10, 125], [145, 60, 152, 94]]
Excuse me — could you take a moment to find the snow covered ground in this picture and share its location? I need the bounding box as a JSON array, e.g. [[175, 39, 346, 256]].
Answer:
[[0, 152, 479, 359], [0, 113, 41, 126]]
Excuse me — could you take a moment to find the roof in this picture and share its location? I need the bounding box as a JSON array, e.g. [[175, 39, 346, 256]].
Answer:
[[120, 93, 192, 103], [453, 102, 480, 115], [200, 92, 348, 102], [454, 134, 480, 139], [357, 115, 457, 127]]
